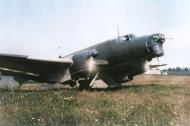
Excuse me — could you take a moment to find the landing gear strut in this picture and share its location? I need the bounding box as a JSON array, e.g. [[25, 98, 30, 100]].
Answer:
[[78, 73, 99, 90]]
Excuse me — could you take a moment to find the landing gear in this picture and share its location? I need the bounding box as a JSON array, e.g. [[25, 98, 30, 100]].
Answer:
[[78, 80, 91, 90], [78, 73, 99, 90], [101, 74, 121, 89], [75, 73, 124, 90], [66, 80, 76, 87], [128, 75, 134, 81]]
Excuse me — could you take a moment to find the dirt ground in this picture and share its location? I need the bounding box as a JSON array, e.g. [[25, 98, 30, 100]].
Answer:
[[129, 74, 190, 85], [19, 74, 190, 90]]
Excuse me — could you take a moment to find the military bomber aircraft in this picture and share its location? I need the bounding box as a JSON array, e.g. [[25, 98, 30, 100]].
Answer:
[[0, 33, 165, 89]]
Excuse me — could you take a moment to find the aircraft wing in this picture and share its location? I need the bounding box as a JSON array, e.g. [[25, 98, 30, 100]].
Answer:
[[149, 64, 167, 68], [0, 53, 73, 83]]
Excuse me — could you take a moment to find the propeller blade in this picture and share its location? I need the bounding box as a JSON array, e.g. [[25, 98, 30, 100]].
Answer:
[[157, 57, 160, 64]]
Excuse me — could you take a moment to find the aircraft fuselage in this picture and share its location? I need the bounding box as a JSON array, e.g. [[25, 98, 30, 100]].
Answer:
[[67, 33, 165, 87]]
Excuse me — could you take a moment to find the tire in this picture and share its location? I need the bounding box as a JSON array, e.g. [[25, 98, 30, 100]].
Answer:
[[78, 80, 90, 90]]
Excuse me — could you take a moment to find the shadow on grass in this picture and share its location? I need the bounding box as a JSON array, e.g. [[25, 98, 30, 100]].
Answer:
[[0, 83, 183, 94]]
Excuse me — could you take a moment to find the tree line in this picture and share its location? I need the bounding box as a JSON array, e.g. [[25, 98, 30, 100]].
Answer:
[[163, 67, 190, 72]]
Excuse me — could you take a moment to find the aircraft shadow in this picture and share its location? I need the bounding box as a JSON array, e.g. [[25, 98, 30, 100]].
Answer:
[[0, 83, 178, 92]]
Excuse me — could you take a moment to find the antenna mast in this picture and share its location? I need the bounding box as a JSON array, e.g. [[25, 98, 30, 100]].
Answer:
[[116, 25, 120, 42]]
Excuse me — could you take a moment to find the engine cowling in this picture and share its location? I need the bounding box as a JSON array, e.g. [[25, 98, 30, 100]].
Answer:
[[70, 50, 98, 79]]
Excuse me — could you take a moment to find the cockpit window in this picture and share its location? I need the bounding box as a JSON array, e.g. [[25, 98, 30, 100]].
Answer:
[[120, 36, 128, 41], [122, 34, 136, 41]]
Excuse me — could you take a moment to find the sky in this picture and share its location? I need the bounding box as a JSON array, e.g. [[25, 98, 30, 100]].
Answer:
[[0, 0, 189, 67]]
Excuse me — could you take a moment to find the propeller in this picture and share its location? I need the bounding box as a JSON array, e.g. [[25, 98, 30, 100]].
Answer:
[[144, 61, 151, 71], [144, 58, 167, 72], [157, 57, 160, 64], [87, 57, 109, 72], [87, 50, 108, 72], [88, 57, 96, 71]]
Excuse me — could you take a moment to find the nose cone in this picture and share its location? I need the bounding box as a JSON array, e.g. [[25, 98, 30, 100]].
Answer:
[[147, 33, 165, 57], [152, 34, 165, 44]]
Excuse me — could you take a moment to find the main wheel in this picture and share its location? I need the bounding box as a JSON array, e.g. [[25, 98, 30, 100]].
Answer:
[[78, 80, 91, 90]]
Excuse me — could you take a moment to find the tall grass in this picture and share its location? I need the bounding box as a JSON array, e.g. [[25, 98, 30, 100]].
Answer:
[[0, 75, 189, 126]]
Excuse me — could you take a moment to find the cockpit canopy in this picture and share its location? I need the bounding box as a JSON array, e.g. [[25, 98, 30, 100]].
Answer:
[[120, 34, 136, 41]]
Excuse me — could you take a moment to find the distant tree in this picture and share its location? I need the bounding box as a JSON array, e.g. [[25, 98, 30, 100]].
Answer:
[[162, 69, 167, 72], [172, 67, 176, 71], [176, 67, 181, 72], [165, 67, 190, 72], [168, 68, 172, 72], [184, 67, 189, 71]]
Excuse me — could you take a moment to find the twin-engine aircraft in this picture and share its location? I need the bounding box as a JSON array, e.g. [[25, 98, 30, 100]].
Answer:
[[0, 33, 165, 89]]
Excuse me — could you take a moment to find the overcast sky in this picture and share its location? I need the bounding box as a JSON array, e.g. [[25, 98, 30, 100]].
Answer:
[[0, 0, 189, 67]]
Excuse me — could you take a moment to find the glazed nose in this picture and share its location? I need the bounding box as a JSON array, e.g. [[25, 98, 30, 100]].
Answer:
[[146, 33, 165, 57], [152, 34, 165, 44]]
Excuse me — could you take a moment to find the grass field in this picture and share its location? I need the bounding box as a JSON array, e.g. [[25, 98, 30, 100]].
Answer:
[[0, 75, 190, 126]]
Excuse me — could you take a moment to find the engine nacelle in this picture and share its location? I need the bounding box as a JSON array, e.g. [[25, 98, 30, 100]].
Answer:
[[70, 50, 98, 79]]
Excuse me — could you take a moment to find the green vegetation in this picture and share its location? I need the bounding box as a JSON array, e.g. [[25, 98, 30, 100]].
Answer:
[[0, 75, 190, 126], [163, 67, 190, 75]]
